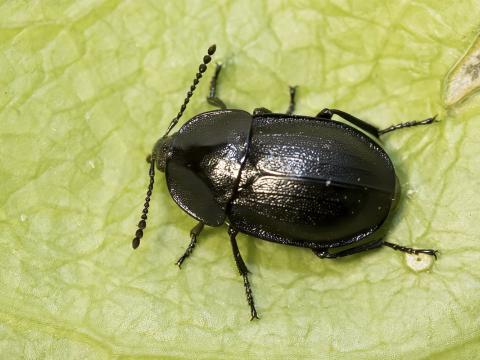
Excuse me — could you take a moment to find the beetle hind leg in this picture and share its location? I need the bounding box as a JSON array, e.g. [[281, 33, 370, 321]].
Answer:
[[317, 108, 381, 139], [313, 238, 384, 259], [378, 115, 437, 135], [228, 227, 259, 320], [207, 63, 227, 109], [175, 222, 204, 268], [383, 241, 439, 259]]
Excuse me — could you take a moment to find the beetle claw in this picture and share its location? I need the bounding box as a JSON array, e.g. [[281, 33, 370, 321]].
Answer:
[[413, 248, 439, 260], [424, 114, 439, 125], [417, 249, 439, 260]]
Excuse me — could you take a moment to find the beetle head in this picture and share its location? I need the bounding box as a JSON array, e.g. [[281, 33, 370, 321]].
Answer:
[[150, 135, 173, 172]]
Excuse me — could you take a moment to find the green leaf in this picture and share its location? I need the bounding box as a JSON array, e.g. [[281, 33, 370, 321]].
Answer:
[[1, 1, 480, 359]]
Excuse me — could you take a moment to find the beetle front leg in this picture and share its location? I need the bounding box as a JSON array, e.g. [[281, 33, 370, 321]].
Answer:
[[207, 63, 227, 109], [228, 227, 259, 320], [175, 222, 204, 268], [383, 241, 439, 259]]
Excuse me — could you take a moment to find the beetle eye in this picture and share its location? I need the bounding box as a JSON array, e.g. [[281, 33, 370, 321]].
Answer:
[[146, 154, 152, 164], [152, 136, 173, 172]]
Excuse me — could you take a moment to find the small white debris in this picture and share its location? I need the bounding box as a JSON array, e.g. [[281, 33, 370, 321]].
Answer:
[[326, 180, 331, 187], [20, 214, 27, 222], [405, 252, 435, 272], [406, 189, 417, 198], [88, 160, 95, 169]]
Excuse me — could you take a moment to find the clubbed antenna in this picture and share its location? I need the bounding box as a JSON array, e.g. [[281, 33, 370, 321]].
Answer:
[[132, 45, 216, 249], [132, 157, 156, 249], [163, 44, 217, 136]]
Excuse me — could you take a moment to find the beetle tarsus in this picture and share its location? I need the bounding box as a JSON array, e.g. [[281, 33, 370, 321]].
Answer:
[[378, 115, 438, 135], [207, 63, 227, 109], [228, 227, 259, 320], [175, 222, 204, 268], [383, 241, 439, 260]]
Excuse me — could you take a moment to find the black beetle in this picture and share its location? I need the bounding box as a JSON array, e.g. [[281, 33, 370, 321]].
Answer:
[[132, 45, 438, 320]]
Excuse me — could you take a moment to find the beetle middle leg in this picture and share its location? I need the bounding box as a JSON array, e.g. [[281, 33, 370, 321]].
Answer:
[[228, 226, 259, 320], [383, 241, 439, 259], [286, 86, 297, 115], [207, 63, 227, 109], [253, 107, 272, 115], [175, 222, 204, 268]]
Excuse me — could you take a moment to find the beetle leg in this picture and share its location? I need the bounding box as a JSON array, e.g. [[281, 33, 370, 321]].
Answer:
[[253, 107, 273, 115], [383, 241, 439, 259], [378, 115, 437, 135], [228, 227, 259, 320], [313, 239, 384, 258], [317, 108, 380, 139], [286, 85, 297, 115], [207, 63, 227, 109], [175, 222, 204, 268]]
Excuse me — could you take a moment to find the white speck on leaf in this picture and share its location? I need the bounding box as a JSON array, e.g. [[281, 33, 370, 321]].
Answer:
[[407, 189, 417, 198], [405, 253, 435, 272]]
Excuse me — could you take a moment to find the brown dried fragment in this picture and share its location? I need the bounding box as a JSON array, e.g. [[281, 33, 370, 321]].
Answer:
[[445, 35, 480, 106]]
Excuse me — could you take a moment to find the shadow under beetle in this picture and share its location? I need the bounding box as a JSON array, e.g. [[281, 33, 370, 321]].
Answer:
[[132, 45, 439, 320]]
